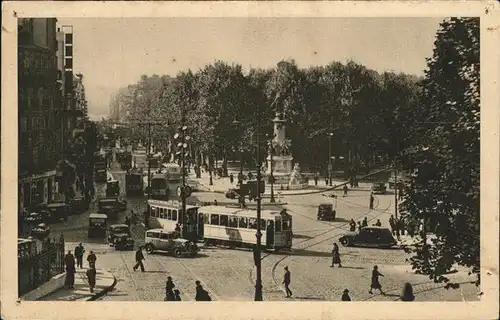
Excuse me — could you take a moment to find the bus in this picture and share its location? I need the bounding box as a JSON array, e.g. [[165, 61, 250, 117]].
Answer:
[[147, 199, 202, 240], [200, 206, 293, 251], [94, 153, 107, 182], [150, 173, 169, 200], [161, 163, 193, 197]]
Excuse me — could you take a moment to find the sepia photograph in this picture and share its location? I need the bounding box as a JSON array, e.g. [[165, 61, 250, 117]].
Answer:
[[2, 2, 499, 320]]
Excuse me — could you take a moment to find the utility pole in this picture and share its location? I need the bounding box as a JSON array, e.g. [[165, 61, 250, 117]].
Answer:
[[394, 140, 400, 239], [328, 133, 333, 186], [254, 105, 263, 301], [269, 137, 275, 203], [175, 126, 191, 240], [233, 119, 245, 208]]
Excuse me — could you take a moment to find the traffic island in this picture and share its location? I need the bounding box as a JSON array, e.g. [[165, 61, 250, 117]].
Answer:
[[37, 268, 116, 301]]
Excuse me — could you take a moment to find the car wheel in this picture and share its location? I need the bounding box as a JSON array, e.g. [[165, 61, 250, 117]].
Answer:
[[145, 243, 154, 254], [173, 249, 182, 257], [341, 238, 351, 247]]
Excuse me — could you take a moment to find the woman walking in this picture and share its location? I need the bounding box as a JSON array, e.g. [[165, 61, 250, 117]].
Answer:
[[331, 243, 342, 268], [369, 265, 385, 295]]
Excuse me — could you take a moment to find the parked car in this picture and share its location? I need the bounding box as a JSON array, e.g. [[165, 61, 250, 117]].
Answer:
[[98, 197, 127, 219], [339, 226, 397, 248], [317, 203, 336, 221], [31, 223, 51, 239], [108, 224, 134, 250], [24, 212, 45, 225], [67, 196, 89, 214], [144, 229, 199, 257], [88, 213, 108, 238], [371, 182, 387, 195], [45, 203, 69, 222]]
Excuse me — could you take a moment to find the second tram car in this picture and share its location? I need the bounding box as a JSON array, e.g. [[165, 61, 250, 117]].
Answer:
[[147, 199, 202, 240], [200, 206, 293, 251]]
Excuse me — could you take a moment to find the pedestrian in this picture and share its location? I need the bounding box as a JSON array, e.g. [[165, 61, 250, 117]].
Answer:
[[229, 173, 234, 184], [133, 246, 145, 272], [398, 218, 406, 236], [331, 243, 342, 268], [283, 266, 293, 298], [74, 243, 85, 268], [349, 219, 356, 232], [314, 173, 318, 186], [343, 184, 348, 197], [214, 199, 218, 206], [398, 184, 404, 200], [369, 265, 385, 295], [165, 276, 176, 301], [357, 221, 362, 232], [195, 280, 212, 301], [369, 193, 374, 209], [362, 217, 368, 228], [86, 262, 97, 293], [87, 250, 97, 267], [173, 289, 182, 301], [374, 219, 382, 227], [400, 282, 415, 301], [64, 250, 76, 289], [341, 289, 351, 301], [389, 215, 396, 235], [349, 177, 354, 188]]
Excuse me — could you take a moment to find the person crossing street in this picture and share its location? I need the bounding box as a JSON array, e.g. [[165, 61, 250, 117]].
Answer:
[[133, 246, 145, 272], [331, 243, 342, 268], [283, 266, 293, 298]]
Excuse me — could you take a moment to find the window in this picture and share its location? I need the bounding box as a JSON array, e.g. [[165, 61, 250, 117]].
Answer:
[[210, 214, 219, 225], [282, 219, 291, 231], [267, 220, 275, 229], [151, 207, 157, 218], [160, 233, 170, 240], [171, 210, 177, 221], [65, 33, 73, 44], [229, 216, 238, 228], [275, 219, 282, 232], [65, 45, 73, 57], [203, 213, 209, 224], [159, 208, 164, 219], [239, 217, 248, 228], [65, 58, 73, 69], [248, 218, 257, 229], [220, 215, 229, 227], [167, 209, 172, 220], [260, 219, 266, 229], [147, 232, 160, 239]]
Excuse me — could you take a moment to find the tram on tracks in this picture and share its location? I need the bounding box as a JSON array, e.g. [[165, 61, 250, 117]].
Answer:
[[146, 199, 293, 251]]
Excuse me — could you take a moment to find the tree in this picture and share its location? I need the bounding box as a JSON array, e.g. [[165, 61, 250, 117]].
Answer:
[[399, 17, 480, 285]]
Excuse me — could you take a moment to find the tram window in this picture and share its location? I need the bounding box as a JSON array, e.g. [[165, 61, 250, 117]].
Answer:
[[167, 209, 172, 220], [267, 220, 274, 229], [282, 220, 291, 230], [260, 219, 266, 229], [160, 233, 170, 240], [229, 216, 238, 228], [172, 210, 178, 221], [159, 208, 165, 219], [211, 214, 219, 225], [239, 217, 248, 228], [146, 231, 160, 238], [220, 215, 229, 227], [152, 208, 158, 218], [275, 219, 282, 231], [248, 218, 257, 229], [203, 213, 209, 224]]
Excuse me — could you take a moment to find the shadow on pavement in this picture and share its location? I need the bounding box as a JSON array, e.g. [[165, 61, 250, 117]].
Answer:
[[336, 266, 365, 270], [293, 234, 312, 239], [294, 296, 325, 300], [144, 270, 169, 274]]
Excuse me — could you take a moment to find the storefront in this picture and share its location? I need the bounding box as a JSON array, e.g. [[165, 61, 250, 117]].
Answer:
[[18, 170, 56, 212]]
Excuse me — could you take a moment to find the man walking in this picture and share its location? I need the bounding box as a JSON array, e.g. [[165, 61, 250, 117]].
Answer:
[[87, 250, 97, 267], [362, 217, 368, 228], [133, 246, 145, 272], [74, 243, 85, 269], [283, 266, 293, 298], [389, 215, 396, 235], [369, 193, 375, 210], [64, 250, 76, 289], [86, 262, 97, 293]]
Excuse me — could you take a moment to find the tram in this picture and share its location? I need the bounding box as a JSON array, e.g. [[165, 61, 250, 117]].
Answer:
[[150, 172, 169, 200], [146, 199, 202, 240], [200, 206, 293, 251]]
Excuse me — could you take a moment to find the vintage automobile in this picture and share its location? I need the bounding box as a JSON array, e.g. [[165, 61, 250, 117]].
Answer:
[[106, 180, 120, 197], [31, 223, 51, 239], [339, 226, 397, 248], [67, 196, 89, 215], [108, 224, 135, 250], [317, 203, 336, 221], [45, 203, 69, 222], [88, 213, 108, 238], [24, 212, 45, 225], [144, 229, 199, 257], [98, 197, 127, 220], [371, 182, 387, 195]]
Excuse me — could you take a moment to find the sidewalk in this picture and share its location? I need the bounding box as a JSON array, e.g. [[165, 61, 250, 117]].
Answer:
[[39, 268, 116, 301]]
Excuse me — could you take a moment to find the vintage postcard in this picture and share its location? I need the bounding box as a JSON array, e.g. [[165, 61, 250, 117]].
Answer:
[[1, 1, 499, 320]]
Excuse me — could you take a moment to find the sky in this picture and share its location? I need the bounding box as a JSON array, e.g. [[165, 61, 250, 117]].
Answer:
[[56, 18, 444, 120]]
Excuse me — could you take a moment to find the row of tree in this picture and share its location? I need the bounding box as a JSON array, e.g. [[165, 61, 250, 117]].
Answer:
[[109, 17, 480, 284]]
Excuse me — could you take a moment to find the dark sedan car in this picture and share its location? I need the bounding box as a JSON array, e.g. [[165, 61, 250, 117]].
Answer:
[[339, 226, 397, 248]]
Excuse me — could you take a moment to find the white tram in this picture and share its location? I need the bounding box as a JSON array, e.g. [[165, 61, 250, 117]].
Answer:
[[200, 206, 293, 251], [147, 199, 202, 240]]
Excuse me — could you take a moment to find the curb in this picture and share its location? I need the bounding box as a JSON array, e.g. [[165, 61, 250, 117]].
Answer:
[[87, 273, 117, 301]]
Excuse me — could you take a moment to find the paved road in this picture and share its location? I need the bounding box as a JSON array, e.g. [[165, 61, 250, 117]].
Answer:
[[50, 161, 479, 302]]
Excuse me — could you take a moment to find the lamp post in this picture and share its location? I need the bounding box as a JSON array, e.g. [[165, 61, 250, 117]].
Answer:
[[175, 126, 191, 240], [267, 134, 275, 203], [328, 132, 334, 186], [232, 119, 245, 208], [254, 108, 263, 302]]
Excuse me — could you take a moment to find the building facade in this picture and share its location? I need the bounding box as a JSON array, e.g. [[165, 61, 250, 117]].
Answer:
[[18, 18, 61, 211]]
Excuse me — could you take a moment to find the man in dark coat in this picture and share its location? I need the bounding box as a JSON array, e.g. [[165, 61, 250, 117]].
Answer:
[[86, 263, 97, 293], [165, 276, 176, 301], [133, 246, 145, 272], [87, 250, 97, 267], [195, 280, 211, 301], [349, 219, 356, 232], [74, 243, 85, 268], [369, 193, 375, 210], [331, 243, 342, 268], [64, 250, 76, 289], [369, 265, 385, 295], [341, 289, 351, 301], [283, 266, 292, 298], [362, 217, 368, 228]]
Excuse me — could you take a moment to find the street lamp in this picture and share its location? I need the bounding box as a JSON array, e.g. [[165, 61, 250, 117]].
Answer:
[[328, 132, 334, 186], [232, 119, 245, 208], [254, 109, 263, 302], [175, 126, 191, 240], [267, 134, 275, 203]]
